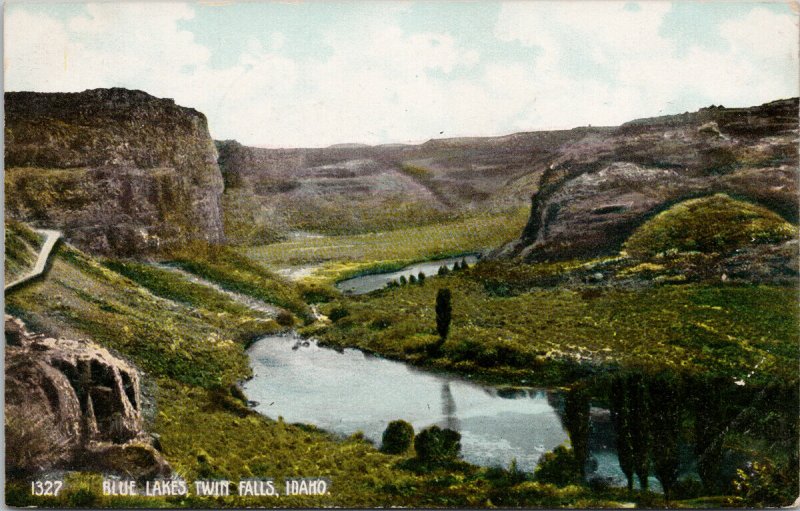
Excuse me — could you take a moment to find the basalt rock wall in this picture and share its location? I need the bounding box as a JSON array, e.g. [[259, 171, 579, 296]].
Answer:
[[5, 88, 225, 256], [497, 98, 799, 261]]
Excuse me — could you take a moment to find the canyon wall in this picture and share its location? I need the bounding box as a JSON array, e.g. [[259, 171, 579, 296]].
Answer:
[[5, 88, 225, 256]]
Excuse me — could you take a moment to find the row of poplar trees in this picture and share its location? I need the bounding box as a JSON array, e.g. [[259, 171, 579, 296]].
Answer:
[[563, 372, 762, 500]]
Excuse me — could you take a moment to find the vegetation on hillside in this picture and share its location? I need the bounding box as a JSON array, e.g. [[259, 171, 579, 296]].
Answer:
[[4, 219, 44, 282], [625, 194, 796, 258], [244, 207, 529, 286]]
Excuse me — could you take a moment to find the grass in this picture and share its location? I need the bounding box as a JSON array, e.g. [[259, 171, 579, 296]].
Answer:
[[4, 219, 44, 282], [309, 265, 799, 386], [165, 241, 311, 321], [243, 207, 529, 286], [6, 244, 260, 388]]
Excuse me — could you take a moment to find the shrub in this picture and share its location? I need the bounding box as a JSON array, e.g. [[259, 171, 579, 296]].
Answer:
[[276, 311, 295, 327], [381, 420, 415, 454], [414, 425, 461, 463], [328, 307, 350, 322], [534, 445, 582, 486]]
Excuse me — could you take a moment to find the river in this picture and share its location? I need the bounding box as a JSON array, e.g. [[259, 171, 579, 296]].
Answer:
[[335, 255, 479, 295], [244, 334, 635, 485]]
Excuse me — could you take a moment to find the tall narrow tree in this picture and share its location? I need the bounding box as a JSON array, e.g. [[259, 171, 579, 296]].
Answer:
[[564, 385, 591, 480], [611, 374, 636, 491], [435, 288, 452, 343]]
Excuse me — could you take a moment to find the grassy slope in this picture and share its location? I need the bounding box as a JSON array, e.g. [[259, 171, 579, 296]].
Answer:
[[309, 265, 798, 386], [244, 207, 529, 286], [4, 219, 44, 282], [165, 242, 311, 320]]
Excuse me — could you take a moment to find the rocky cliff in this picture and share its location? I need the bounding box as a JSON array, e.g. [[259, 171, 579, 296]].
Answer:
[[497, 98, 799, 261], [5, 88, 225, 256], [216, 129, 599, 241], [5, 315, 169, 479]]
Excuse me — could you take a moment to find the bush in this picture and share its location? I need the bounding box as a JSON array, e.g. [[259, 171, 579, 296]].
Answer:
[[276, 310, 295, 327], [328, 307, 350, 322], [534, 445, 582, 486], [414, 425, 461, 463], [381, 420, 415, 454]]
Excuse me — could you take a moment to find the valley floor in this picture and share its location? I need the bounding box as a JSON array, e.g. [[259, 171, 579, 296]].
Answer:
[[5, 215, 798, 508]]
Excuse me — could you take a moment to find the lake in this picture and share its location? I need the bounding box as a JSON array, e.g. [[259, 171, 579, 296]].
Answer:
[[244, 334, 636, 485]]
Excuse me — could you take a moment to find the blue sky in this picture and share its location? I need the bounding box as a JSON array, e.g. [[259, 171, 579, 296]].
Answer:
[[6, 1, 798, 147]]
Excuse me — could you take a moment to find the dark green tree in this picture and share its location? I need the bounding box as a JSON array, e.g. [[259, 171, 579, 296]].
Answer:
[[409, 274, 418, 284], [629, 373, 652, 491], [460, 258, 469, 270], [693, 375, 727, 493], [649, 372, 684, 500], [438, 265, 450, 276], [399, 275, 408, 285], [435, 288, 452, 342], [564, 385, 591, 480], [417, 272, 426, 283], [381, 420, 415, 454], [611, 375, 636, 491]]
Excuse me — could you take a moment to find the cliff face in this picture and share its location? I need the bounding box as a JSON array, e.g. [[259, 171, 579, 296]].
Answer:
[[216, 129, 600, 241], [5, 316, 169, 479], [5, 88, 225, 256], [498, 98, 799, 261]]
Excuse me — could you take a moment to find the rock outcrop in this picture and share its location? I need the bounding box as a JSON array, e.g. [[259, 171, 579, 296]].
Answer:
[[498, 98, 799, 261], [5, 316, 169, 479], [5, 88, 225, 256]]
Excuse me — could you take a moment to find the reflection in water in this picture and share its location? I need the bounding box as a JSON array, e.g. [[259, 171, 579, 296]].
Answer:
[[441, 382, 460, 431]]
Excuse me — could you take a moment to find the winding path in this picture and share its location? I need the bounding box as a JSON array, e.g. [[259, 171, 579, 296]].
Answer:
[[5, 229, 62, 292]]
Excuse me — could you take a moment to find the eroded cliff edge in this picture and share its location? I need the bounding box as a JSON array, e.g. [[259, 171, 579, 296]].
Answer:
[[498, 98, 799, 261], [5, 88, 225, 256], [5, 315, 169, 479]]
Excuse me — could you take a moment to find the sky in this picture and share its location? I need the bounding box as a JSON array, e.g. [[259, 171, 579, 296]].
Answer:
[[5, 1, 799, 148]]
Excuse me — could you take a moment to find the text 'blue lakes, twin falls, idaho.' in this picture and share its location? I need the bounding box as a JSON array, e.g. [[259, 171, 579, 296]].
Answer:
[[100, 478, 330, 498]]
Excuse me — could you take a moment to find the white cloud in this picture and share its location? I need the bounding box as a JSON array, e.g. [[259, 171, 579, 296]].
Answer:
[[5, 2, 798, 147]]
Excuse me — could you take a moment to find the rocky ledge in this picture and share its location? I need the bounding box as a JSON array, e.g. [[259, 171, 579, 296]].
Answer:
[[499, 98, 799, 261], [5, 88, 225, 256], [5, 316, 169, 479]]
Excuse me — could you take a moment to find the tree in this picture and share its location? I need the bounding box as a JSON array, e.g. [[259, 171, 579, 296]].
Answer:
[[438, 265, 449, 276], [693, 375, 728, 493], [409, 274, 418, 284], [629, 373, 651, 491], [460, 258, 469, 270], [414, 425, 461, 464], [381, 420, 415, 454], [435, 288, 452, 342], [649, 373, 684, 500], [399, 275, 407, 285], [564, 385, 591, 480], [611, 375, 636, 491], [417, 272, 426, 284]]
